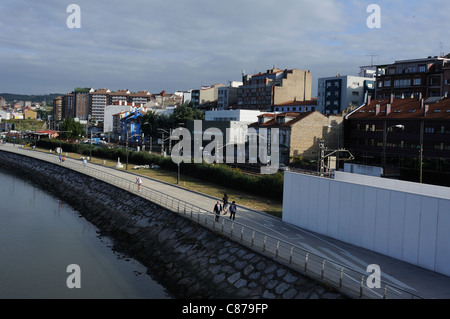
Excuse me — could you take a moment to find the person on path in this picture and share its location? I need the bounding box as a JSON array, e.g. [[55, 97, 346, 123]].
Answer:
[[222, 193, 229, 214], [213, 200, 222, 222], [136, 177, 142, 192], [83, 158, 87, 167], [229, 201, 237, 221]]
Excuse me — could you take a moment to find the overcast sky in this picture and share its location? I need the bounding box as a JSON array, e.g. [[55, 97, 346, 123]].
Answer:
[[0, 0, 448, 96]]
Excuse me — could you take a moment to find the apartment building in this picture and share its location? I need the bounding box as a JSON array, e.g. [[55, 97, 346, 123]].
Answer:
[[345, 95, 450, 173], [109, 89, 131, 105], [317, 75, 375, 115], [238, 68, 312, 112], [375, 55, 450, 99], [129, 91, 152, 105], [90, 88, 111, 123], [71, 87, 93, 121], [217, 81, 242, 110], [61, 93, 74, 119], [273, 99, 317, 113], [52, 96, 62, 121], [191, 84, 227, 109]]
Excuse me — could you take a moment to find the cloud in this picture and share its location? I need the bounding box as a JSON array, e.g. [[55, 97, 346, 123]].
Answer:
[[0, 0, 448, 95]]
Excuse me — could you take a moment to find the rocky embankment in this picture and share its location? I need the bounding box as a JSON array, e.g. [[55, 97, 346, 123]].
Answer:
[[0, 150, 346, 299]]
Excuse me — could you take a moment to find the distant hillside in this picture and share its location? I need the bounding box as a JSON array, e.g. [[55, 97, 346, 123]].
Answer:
[[0, 93, 64, 103]]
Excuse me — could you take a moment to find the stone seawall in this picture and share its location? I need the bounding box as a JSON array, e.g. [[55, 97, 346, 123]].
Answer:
[[0, 150, 346, 299]]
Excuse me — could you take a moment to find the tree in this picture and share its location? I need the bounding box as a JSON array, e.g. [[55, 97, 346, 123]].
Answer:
[[60, 117, 85, 139], [141, 111, 159, 138], [141, 102, 204, 136], [170, 101, 204, 126]]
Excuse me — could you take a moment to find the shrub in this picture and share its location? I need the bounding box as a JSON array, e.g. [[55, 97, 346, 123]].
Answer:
[[33, 139, 284, 201]]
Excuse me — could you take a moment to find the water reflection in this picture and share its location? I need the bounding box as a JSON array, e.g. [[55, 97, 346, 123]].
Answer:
[[0, 169, 171, 299]]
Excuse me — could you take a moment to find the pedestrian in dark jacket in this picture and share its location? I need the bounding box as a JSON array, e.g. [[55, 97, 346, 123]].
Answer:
[[229, 201, 237, 220], [213, 200, 222, 222], [222, 193, 229, 214]]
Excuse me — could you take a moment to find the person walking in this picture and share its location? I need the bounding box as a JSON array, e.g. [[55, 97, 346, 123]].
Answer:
[[229, 201, 237, 221], [222, 193, 229, 214], [136, 177, 142, 192], [213, 200, 222, 222]]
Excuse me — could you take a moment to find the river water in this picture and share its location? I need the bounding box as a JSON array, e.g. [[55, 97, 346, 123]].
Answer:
[[0, 169, 171, 299]]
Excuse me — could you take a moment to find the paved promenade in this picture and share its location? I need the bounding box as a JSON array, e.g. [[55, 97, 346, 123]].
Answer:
[[2, 143, 450, 299]]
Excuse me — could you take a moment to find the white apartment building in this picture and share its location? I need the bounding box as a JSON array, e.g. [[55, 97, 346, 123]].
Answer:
[[90, 88, 111, 123], [317, 75, 375, 114], [217, 81, 242, 110]]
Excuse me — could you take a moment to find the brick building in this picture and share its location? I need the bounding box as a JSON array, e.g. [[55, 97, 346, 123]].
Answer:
[[249, 111, 343, 165], [345, 95, 450, 176], [238, 68, 312, 112], [52, 96, 62, 121], [375, 55, 450, 100]]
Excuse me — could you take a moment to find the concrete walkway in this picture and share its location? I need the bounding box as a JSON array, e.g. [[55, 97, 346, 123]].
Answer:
[[2, 143, 450, 299]]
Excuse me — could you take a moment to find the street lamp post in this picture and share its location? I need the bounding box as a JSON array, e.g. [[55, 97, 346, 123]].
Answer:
[[126, 130, 129, 170], [158, 128, 172, 156]]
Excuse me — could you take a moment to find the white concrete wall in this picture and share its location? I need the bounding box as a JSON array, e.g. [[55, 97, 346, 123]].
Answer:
[[282, 171, 450, 276], [343, 163, 383, 177], [334, 171, 450, 199]]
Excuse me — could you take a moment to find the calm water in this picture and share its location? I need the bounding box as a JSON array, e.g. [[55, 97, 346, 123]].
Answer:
[[0, 169, 171, 299]]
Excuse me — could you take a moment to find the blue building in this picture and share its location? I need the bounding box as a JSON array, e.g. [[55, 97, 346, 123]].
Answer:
[[119, 109, 145, 145]]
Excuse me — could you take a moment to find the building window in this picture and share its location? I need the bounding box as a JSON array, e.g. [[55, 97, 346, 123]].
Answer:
[[413, 78, 421, 85], [430, 77, 440, 85], [384, 80, 391, 87], [418, 65, 426, 72]]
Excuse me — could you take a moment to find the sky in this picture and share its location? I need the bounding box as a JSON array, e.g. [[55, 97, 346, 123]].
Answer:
[[0, 0, 448, 96]]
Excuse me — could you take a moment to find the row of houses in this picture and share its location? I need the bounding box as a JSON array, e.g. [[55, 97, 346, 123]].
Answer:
[[50, 54, 450, 177], [53, 88, 184, 123], [52, 65, 376, 126]]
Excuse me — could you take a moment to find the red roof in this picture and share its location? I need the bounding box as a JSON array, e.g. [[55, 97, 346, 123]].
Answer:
[[347, 97, 450, 120], [251, 111, 318, 127]]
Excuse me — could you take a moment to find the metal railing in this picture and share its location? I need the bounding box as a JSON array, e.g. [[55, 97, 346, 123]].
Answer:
[[2, 146, 423, 299]]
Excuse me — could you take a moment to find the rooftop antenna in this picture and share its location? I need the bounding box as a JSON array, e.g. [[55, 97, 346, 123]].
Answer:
[[439, 42, 444, 57], [365, 54, 380, 66]]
